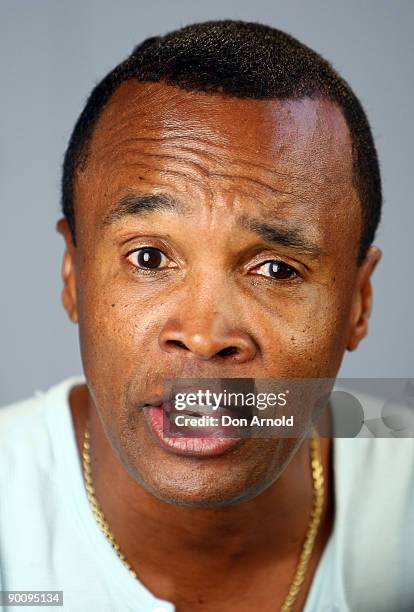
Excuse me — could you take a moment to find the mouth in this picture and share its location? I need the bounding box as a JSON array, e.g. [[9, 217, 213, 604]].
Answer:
[[143, 398, 245, 458]]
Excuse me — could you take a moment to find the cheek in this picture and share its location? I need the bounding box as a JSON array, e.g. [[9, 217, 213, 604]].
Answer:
[[79, 296, 134, 376], [258, 283, 352, 377], [76, 262, 164, 390], [76, 265, 130, 399]]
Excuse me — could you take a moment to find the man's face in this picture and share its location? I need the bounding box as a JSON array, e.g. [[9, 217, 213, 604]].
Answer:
[[60, 81, 379, 506]]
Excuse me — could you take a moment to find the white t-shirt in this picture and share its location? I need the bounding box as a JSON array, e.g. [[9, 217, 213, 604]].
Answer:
[[0, 377, 413, 612]]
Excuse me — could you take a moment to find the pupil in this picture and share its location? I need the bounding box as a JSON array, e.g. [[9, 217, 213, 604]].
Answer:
[[270, 261, 293, 279], [138, 248, 162, 269]]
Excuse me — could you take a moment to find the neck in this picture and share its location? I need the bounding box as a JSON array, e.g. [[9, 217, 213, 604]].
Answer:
[[70, 383, 333, 608]]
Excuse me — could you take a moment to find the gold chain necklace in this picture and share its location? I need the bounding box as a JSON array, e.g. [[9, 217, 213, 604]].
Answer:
[[82, 424, 324, 612]]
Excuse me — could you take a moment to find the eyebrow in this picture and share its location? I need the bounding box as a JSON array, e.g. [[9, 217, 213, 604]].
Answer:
[[100, 192, 323, 257], [239, 216, 323, 258], [100, 193, 187, 229]]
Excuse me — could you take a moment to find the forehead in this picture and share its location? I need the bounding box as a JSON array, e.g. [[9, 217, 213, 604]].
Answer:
[[74, 80, 359, 237]]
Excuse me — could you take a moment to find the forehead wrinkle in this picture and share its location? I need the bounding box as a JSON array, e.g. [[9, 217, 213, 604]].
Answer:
[[208, 171, 315, 206], [115, 150, 315, 205], [85, 101, 355, 220], [89, 100, 353, 186], [100, 157, 314, 210], [89, 81, 354, 177], [81, 142, 354, 229], [82, 160, 215, 211], [94, 131, 338, 193], [104, 159, 215, 197], [124, 149, 216, 180], [238, 214, 324, 257], [89, 138, 216, 186], [90, 137, 326, 207], [89, 136, 346, 224]]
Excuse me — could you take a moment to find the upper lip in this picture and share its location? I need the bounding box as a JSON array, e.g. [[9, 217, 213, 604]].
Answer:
[[139, 385, 211, 409], [140, 392, 252, 419], [140, 396, 165, 408]]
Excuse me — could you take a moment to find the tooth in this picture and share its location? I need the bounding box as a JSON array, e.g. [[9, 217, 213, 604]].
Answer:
[[170, 413, 206, 427]]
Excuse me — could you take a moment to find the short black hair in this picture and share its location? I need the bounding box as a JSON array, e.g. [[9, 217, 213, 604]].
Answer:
[[62, 19, 382, 263]]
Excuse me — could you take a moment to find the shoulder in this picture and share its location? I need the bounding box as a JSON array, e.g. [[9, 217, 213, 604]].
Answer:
[[335, 436, 414, 493], [0, 378, 85, 591], [335, 436, 414, 524], [0, 377, 84, 476], [333, 437, 414, 610]]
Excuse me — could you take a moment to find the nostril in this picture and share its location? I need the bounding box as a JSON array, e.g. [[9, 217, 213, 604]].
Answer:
[[217, 346, 239, 357], [167, 340, 189, 350]]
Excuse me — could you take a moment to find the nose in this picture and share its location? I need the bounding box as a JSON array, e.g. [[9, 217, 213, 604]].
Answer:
[[158, 311, 257, 364]]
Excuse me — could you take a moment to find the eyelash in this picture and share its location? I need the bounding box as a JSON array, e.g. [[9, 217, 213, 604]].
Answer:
[[125, 247, 300, 281]]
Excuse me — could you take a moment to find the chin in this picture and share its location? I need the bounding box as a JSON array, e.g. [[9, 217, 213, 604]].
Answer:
[[134, 477, 273, 508], [116, 422, 297, 508], [128, 456, 282, 508]]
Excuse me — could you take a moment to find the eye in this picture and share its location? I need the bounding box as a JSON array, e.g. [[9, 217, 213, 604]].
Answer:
[[126, 247, 172, 270], [254, 260, 298, 280]]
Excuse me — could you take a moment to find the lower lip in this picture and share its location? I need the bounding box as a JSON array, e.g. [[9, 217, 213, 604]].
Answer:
[[146, 406, 242, 457]]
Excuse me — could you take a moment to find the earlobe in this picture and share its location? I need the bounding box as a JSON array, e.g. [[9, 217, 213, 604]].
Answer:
[[346, 246, 382, 352]]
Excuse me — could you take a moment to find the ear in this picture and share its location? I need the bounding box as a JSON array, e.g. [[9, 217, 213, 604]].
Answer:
[[56, 218, 78, 324], [347, 245, 382, 351]]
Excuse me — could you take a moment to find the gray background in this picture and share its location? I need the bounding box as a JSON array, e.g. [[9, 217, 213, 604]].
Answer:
[[1, 0, 413, 406]]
